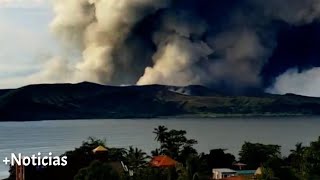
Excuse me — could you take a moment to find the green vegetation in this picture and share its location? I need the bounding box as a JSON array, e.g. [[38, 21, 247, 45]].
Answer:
[[75, 161, 121, 180], [4, 126, 320, 180], [239, 143, 281, 169], [1, 82, 320, 121]]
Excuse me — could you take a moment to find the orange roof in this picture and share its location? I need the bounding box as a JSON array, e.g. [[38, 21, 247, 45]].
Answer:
[[223, 176, 246, 180], [92, 145, 108, 153], [150, 155, 177, 167]]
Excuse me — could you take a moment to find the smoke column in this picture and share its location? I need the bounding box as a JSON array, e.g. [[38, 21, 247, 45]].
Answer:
[[49, 0, 320, 94], [51, 0, 170, 84]]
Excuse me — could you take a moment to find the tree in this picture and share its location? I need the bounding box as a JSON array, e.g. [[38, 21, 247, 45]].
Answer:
[[239, 142, 281, 169], [151, 148, 161, 156], [134, 167, 160, 180], [185, 156, 202, 180], [44, 137, 107, 180], [206, 149, 235, 169], [74, 160, 120, 180], [302, 137, 320, 179], [108, 147, 127, 162], [176, 163, 189, 180], [154, 125, 168, 142], [125, 146, 149, 170], [264, 156, 299, 180], [256, 167, 275, 180], [290, 143, 305, 157], [180, 139, 198, 163], [288, 142, 305, 175], [153, 126, 198, 163]]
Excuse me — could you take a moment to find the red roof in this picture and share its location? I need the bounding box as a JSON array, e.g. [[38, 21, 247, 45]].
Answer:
[[223, 176, 246, 180], [150, 155, 177, 167], [233, 163, 247, 166]]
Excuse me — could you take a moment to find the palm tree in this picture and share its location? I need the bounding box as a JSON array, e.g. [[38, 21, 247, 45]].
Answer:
[[290, 143, 305, 155], [151, 148, 161, 156], [153, 125, 168, 142], [108, 147, 127, 162], [289, 142, 305, 173], [125, 146, 149, 170]]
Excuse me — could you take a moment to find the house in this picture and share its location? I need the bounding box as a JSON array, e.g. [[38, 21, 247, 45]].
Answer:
[[255, 167, 262, 176], [212, 168, 237, 179], [212, 168, 258, 180], [236, 170, 256, 177], [233, 162, 247, 170], [150, 155, 177, 168], [222, 177, 246, 180], [92, 145, 108, 153]]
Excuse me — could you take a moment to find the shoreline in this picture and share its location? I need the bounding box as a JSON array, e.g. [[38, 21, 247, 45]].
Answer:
[[0, 113, 318, 123]]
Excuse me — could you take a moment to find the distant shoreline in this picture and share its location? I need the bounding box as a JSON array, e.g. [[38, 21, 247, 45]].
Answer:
[[0, 114, 318, 123]]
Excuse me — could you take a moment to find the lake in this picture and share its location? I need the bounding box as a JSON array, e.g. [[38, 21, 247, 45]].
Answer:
[[0, 116, 319, 179]]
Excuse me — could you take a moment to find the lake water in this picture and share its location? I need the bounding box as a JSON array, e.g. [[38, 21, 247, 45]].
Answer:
[[0, 117, 319, 179]]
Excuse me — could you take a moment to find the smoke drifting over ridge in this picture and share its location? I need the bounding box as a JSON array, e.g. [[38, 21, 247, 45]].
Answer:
[[49, 0, 320, 94]]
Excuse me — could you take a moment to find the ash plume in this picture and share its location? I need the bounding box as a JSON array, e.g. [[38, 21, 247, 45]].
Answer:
[[268, 68, 320, 97], [48, 0, 320, 94], [51, 0, 170, 84]]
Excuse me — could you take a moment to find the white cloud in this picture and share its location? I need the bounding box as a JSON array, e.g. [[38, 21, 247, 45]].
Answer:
[[268, 68, 320, 97], [0, 17, 41, 55], [0, 4, 59, 89], [0, 0, 46, 8], [0, 9, 54, 67], [0, 57, 78, 89]]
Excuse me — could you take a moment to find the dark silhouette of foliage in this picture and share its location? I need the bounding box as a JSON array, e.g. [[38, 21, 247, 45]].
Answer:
[[124, 146, 149, 170], [4, 127, 320, 180], [201, 149, 235, 170], [239, 142, 281, 169], [302, 137, 320, 179], [74, 160, 120, 180], [153, 125, 198, 164]]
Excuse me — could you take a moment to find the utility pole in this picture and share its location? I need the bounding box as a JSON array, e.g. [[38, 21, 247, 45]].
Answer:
[[16, 164, 25, 180]]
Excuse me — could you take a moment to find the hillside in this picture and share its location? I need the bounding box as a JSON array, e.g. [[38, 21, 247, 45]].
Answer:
[[0, 82, 320, 121]]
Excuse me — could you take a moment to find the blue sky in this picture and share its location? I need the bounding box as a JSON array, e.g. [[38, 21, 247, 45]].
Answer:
[[0, 0, 57, 88]]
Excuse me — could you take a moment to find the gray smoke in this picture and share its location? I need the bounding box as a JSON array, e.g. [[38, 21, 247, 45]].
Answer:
[[269, 67, 320, 97], [137, 10, 213, 86], [48, 0, 320, 94], [51, 0, 170, 84], [250, 0, 320, 25]]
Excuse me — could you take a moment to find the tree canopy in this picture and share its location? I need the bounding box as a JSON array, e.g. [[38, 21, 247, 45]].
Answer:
[[4, 127, 320, 180], [239, 142, 281, 169]]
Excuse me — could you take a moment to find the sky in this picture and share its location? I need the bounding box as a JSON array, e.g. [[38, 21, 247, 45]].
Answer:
[[0, 0, 320, 97], [0, 0, 57, 88]]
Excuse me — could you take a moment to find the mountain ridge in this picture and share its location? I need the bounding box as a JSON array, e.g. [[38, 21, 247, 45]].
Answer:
[[0, 82, 320, 121]]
